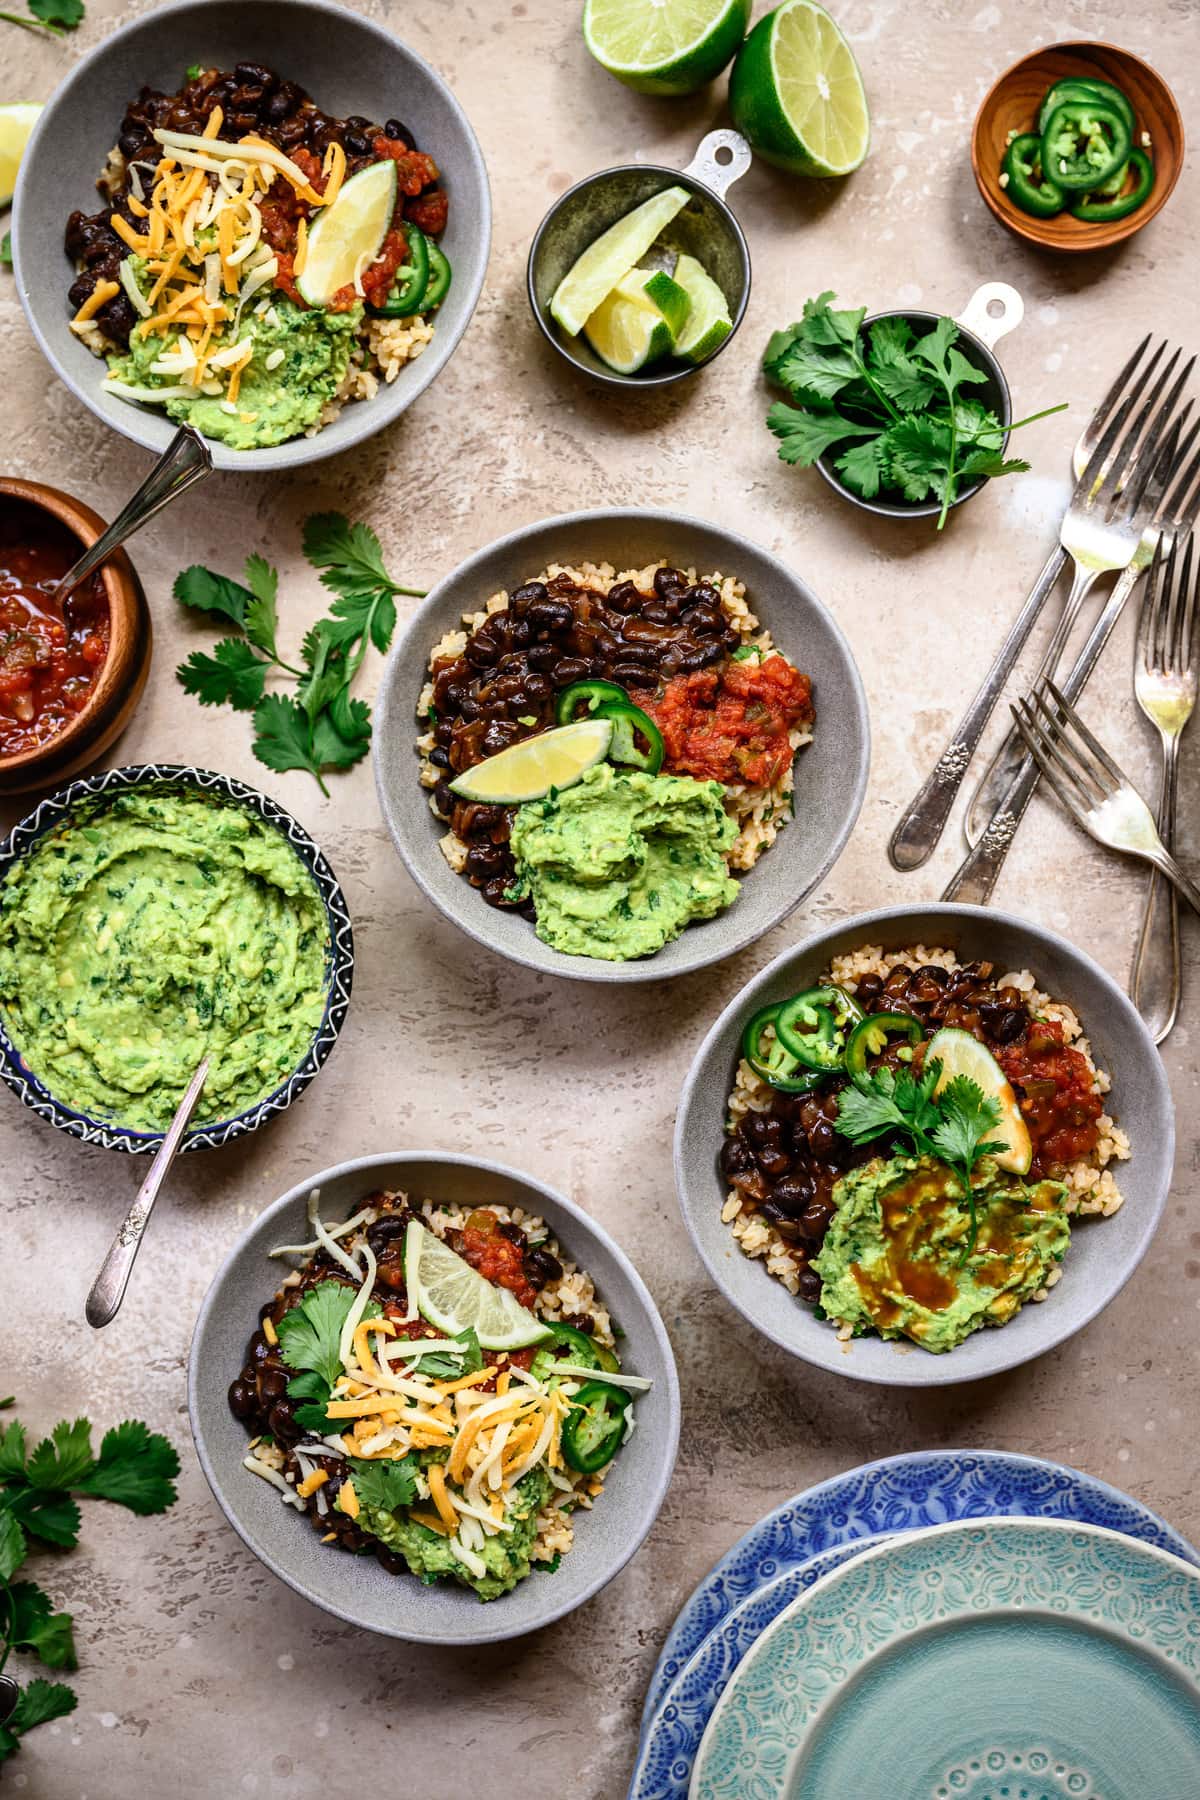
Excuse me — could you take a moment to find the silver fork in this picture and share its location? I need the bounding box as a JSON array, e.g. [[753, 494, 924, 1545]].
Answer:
[[888, 336, 1175, 870], [1010, 675, 1200, 917], [964, 344, 1196, 841], [943, 417, 1200, 904], [1129, 527, 1199, 1039]]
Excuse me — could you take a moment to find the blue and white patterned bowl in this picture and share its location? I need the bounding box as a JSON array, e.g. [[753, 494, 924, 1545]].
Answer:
[[0, 763, 354, 1153], [642, 1450, 1199, 1730], [690, 1518, 1200, 1800]]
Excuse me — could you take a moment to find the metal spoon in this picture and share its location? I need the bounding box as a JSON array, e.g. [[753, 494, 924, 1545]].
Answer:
[[85, 1058, 210, 1329], [0, 1674, 17, 1727], [50, 424, 212, 603]]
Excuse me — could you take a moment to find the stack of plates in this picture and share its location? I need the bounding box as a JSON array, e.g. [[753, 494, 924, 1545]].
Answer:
[[631, 1450, 1200, 1800]]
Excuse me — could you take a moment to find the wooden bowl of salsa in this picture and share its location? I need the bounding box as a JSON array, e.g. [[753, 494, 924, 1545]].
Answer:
[[0, 480, 151, 794]]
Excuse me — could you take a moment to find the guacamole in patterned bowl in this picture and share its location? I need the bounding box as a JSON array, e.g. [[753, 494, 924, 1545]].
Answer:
[[0, 765, 353, 1152]]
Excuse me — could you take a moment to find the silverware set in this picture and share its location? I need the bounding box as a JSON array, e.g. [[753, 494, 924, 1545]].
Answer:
[[889, 337, 1200, 1041]]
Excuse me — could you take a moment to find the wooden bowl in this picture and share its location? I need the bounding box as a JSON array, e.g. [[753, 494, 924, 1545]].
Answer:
[[972, 42, 1185, 253], [0, 480, 152, 795]]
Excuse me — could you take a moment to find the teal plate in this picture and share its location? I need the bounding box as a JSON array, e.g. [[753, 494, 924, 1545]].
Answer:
[[691, 1518, 1200, 1800]]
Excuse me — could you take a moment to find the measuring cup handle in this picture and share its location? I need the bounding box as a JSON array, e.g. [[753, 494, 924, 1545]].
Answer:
[[681, 129, 753, 197], [954, 281, 1024, 349]]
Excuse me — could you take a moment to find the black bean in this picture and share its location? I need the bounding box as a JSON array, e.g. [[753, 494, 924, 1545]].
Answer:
[[522, 672, 550, 703], [610, 661, 656, 687], [761, 1203, 802, 1240], [234, 61, 274, 86], [605, 580, 642, 614], [653, 566, 688, 598], [384, 118, 416, 147], [429, 747, 450, 769], [228, 1379, 257, 1420], [611, 640, 658, 666], [681, 603, 724, 637], [550, 657, 590, 687], [721, 1136, 756, 1177], [526, 643, 557, 672], [807, 1119, 836, 1157], [797, 1266, 822, 1302], [524, 1246, 563, 1286], [366, 1215, 408, 1253], [769, 1174, 815, 1215], [510, 581, 547, 613], [527, 598, 574, 632], [466, 844, 506, 880], [981, 1003, 1027, 1044]]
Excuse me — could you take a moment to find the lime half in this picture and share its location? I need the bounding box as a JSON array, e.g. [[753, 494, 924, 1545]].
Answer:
[[296, 159, 397, 306], [925, 1027, 1033, 1177], [729, 0, 870, 177], [449, 717, 613, 804], [0, 104, 42, 209], [671, 253, 733, 362], [583, 0, 750, 96], [405, 1221, 551, 1352], [550, 184, 691, 336]]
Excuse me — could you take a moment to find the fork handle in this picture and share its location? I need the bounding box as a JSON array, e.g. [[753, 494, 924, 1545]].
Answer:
[[943, 559, 1140, 904], [1149, 846, 1200, 921], [1130, 739, 1182, 1041], [887, 544, 1068, 870]]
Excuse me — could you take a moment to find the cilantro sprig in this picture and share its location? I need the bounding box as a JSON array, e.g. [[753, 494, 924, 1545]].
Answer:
[[274, 1281, 381, 1432], [763, 292, 1066, 529], [174, 514, 426, 796], [0, 1402, 179, 1764], [1, 0, 83, 38], [834, 1059, 1009, 1261]]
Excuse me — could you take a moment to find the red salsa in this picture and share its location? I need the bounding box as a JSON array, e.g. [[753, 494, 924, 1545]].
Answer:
[[647, 655, 814, 789], [997, 1018, 1104, 1171], [0, 503, 109, 759]]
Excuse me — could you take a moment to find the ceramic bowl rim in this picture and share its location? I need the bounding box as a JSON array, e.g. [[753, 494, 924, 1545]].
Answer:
[[372, 505, 871, 983], [674, 902, 1173, 1386], [0, 762, 354, 1153], [812, 310, 1012, 520], [10, 0, 492, 474], [187, 1149, 683, 1644], [970, 38, 1186, 254], [525, 160, 751, 389]]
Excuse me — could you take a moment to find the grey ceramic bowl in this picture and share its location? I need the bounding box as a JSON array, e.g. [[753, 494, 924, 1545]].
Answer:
[[11, 0, 490, 474], [0, 763, 353, 1154], [675, 904, 1174, 1387], [527, 131, 752, 388], [373, 508, 870, 984], [188, 1151, 681, 1643]]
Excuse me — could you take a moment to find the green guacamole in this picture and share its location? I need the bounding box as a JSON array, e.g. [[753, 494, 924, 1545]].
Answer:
[[357, 1467, 552, 1601], [508, 763, 739, 962], [812, 1153, 1070, 1352], [0, 790, 330, 1131], [107, 272, 362, 450]]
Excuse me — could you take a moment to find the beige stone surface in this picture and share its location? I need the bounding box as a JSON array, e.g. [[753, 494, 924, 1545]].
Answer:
[[2, 1, 1199, 1795]]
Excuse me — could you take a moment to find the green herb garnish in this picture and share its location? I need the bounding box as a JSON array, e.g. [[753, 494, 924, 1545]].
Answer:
[[0, 1408, 179, 1765], [345, 1455, 419, 1513], [174, 514, 426, 795], [0, 233, 11, 269], [834, 1060, 1008, 1260], [763, 292, 1066, 530], [402, 1328, 483, 1380], [1, 0, 83, 38]]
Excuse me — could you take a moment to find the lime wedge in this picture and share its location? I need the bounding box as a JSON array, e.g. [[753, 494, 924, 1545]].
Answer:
[[925, 1027, 1033, 1177], [0, 103, 42, 209], [584, 266, 689, 372], [583, 0, 750, 96], [449, 717, 613, 804], [729, 0, 870, 177], [550, 185, 692, 335], [405, 1220, 551, 1352], [296, 159, 397, 306], [671, 253, 733, 362]]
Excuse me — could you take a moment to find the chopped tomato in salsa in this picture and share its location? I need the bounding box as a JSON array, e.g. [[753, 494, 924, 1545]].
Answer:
[[997, 1019, 1104, 1172], [458, 1224, 540, 1312], [647, 655, 814, 789], [0, 506, 110, 758]]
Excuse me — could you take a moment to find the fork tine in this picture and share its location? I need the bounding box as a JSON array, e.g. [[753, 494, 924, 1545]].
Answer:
[[1136, 416, 1185, 561], [1074, 339, 1168, 500], [1103, 356, 1196, 516], [1135, 532, 1163, 674], [1042, 680, 1126, 793], [1026, 688, 1109, 809], [1164, 428, 1200, 529], [1086, 334, 1153, 452], [1011, 700, 1092, 825], [1162, 530, 1184, 676], [1174, 531, 1197, 677]]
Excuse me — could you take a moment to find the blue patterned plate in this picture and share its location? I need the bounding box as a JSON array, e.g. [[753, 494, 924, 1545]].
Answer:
[[642, 1451, 1198, 1730], [631, 1534, 899, 1800], [691, 1518, 1200, 1800]]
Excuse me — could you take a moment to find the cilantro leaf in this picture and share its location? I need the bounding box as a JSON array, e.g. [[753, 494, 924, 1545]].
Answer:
[[834, 1062, 942, 1156], [346, 1454, 419, 1513], [252, 693, 322, 785], [4, 1490, 81, 1548], [311, 689, 371, 769], [302, 512, 393, 596], [404, 1328, 483, 1379], [880, 415, 953, 503], [285, 1371, 337, 1436], [930, 1076, 1008, 1174], [767, 400, 877, 466], [835, 437, 887, 500], [173, 563, 257, 627], [29, 0, 83, 22], [0, 233, 11, 270], [26, 1420, 93, 1491], [241, 554, 281, 659], [866, 316, 936, 411], [799, 291, 866, 347], [4, 1583, 77, 1671], [9, 1678, 77, 1733], [73, 1422, 179, 1515], [0, 1511, 26, 1580], [0, 1420, 27, 1480], [960, 449, 1031, 481], [177, 639, 269, 711], [769, 336, 860, 402], [276, 1283, 378, 1391]]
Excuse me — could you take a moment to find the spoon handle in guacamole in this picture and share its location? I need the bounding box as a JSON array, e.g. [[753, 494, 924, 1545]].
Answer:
[[85, 1058, 210, 1330]]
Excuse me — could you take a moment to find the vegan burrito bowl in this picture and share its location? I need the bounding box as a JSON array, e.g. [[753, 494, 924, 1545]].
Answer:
[[721, 945, 1130, 1354], [64, 62, 452, 449], [230, 1187, 650, 1601], [416, 560, 814, 963]]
